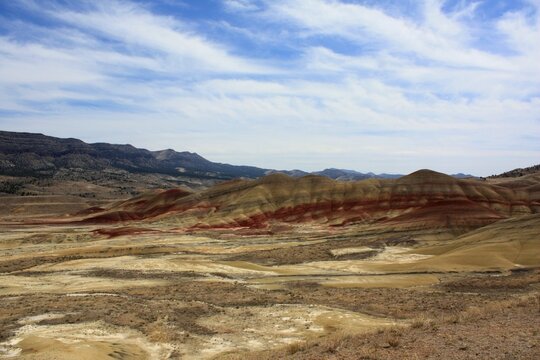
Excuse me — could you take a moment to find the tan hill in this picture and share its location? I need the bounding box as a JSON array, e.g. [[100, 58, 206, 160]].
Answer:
[[79, 169, 539, 232], [411, 213, 540, 271], [489, 163, 540, 178]]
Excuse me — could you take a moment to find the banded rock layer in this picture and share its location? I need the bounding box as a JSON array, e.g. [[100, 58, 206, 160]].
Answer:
[[81, 169, 540, 232]]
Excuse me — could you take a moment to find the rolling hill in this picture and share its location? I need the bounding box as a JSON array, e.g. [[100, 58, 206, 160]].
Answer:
[[80, 169, 540, 232], [489, 164, 540, 178]]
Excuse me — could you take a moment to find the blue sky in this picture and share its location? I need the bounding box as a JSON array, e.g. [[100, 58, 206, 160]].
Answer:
[[0, 0, 539, 176]]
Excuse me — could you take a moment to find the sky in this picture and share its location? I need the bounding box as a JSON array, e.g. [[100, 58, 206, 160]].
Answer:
[[0, 0, 539, 176]]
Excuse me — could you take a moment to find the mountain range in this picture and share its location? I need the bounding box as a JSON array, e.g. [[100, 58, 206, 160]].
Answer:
[[0, 131, 479, 189], [0, 131, 265, 180]]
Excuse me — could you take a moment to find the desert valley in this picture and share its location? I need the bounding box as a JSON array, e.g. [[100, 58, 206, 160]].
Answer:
[[1, 0, 540, 358], [0, 131, 538, 359]]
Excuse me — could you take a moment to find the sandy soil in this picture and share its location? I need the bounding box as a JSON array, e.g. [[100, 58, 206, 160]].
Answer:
[[0, 216, 539, 359], [0, 273, 167, 296], [0, 320, 172, 359], [182, 304, 399, 359]]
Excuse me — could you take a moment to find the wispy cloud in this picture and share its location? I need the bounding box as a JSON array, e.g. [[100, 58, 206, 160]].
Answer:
[[51, 1, 270, 74], [0, 0, 538, 175], [223, 0, 260, 12]]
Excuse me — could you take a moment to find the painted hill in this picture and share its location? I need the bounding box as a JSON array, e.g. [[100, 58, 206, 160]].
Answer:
[[81, 169, 539, 232]]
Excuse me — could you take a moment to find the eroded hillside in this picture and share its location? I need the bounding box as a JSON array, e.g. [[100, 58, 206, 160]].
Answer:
[[0, 168, 539, 359], [79, 170, 539, 233]]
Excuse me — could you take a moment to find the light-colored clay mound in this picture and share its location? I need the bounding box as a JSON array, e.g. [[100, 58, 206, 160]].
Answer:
[[411, 213, 540, 271], [80, 170, 539, 232]]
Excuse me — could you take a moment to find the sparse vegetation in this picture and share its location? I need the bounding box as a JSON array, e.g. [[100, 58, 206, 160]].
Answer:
[[0, 179, 24, 194], [0, 139, 539, 358]]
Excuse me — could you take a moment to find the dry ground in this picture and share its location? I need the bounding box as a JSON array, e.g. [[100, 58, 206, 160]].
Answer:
[[0, 218, 538, 359]]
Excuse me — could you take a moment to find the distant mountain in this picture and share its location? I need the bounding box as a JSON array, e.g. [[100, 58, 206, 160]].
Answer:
[[0, 131, 405, 184], [0, 130, 483, 198], [450, 173, 478, 179], [489, 164, 540, 178], [0, 131, 268, 180], [266, 169, 310, 178], [313, 168, 402, 180], [267, 168, 402, 180], [314, 168, 375, 180], [270, 168, 473, 180]]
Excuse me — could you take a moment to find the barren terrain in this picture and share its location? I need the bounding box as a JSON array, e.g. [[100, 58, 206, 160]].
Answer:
[[0, 171, 539, 359]]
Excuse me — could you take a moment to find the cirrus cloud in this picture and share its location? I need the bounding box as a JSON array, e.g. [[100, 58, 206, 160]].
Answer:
[[0, 0, 538, 176]]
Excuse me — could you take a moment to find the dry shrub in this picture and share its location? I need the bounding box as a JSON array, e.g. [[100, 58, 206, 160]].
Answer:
[[457, 305, 485, 322], [377, 327, 403, 349], [145, 316, 176, 342], [234, 292, 540, 359], [285, 341, 305, 355], [410, 315, 433, 329], [441, 292, 540, 325], [442, 312, 460, 324], [387, 337, 400, 348], [356, 346, 379, 359], [314, 331, 354, 354]]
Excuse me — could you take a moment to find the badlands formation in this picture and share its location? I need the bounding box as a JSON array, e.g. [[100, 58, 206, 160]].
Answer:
[[0, 169, 539, 359]]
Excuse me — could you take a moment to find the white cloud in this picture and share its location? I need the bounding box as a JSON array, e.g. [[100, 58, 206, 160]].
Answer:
[[0, 0, 539, 176], [223, 0, 259, 12], [51, 1, 270, 74], [264, 0, 516, 70], [302, 46, 537, 99]]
